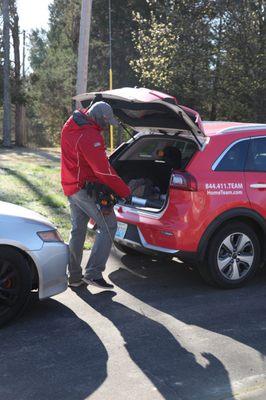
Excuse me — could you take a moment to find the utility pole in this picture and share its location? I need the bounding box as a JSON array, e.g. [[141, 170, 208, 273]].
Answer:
[[76, 0, 93, 107], [2, 0, 11, 147], [22, 30, 26, 78]]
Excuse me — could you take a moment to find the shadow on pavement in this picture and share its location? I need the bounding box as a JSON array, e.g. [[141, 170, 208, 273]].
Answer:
[[0, 295, 108, 400], [113, 253, 266, 355], [2, 252, 265, 399], [75, 281, 235, 400], [107, 252, 266, 398]]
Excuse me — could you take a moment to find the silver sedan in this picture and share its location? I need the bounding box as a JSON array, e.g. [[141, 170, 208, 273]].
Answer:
[[0, 201, 68, 326]]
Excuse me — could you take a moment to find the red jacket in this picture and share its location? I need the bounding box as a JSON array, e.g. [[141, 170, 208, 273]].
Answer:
[[61, 110, 131, 198]]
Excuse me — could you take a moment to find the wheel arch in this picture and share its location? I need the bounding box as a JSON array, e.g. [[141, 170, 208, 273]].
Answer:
[[0, 244, 39, 289], [198, 208, 266, 263]]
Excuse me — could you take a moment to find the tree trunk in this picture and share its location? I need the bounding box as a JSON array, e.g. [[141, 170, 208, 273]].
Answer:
[[2, 0, 12, 147], [11, 12, 24, 146]]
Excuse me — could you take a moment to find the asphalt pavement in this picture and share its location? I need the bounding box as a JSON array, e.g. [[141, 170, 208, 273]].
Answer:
[[1, 248, 266, 400]]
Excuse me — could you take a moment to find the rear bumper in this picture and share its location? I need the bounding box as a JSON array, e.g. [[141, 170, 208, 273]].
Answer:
[[114, 199, 204, 253], [28, 242, 68, 299], [115, 223, 179, 255]]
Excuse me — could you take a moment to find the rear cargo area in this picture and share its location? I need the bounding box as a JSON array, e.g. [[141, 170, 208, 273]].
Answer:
[[112, 135, 198, 211]]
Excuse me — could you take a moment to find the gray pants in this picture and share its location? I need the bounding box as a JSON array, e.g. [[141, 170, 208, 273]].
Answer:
[[68, 188, 117, 283]]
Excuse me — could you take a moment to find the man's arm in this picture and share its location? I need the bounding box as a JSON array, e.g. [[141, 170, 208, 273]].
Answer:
[[79, 135, 131, 198]]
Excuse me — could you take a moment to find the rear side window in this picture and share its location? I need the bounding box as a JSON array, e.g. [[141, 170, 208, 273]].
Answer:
[[214, 140, 249, 171], [245, 137, 266, 172]]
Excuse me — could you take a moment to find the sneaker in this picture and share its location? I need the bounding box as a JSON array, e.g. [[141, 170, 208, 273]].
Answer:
[[68, 280, 85, 288], [83, 277, 114, 289]]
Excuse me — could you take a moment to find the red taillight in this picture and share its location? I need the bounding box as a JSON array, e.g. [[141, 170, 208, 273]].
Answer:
[[170, 172, 198, 191]]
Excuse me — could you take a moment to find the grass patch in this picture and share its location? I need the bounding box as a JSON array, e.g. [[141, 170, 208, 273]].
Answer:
[[0, 147, 94, 249]]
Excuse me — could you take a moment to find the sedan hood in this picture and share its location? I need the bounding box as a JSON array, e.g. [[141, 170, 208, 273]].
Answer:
[[74, 87, 206, 147], [0, 201, 54, 228]]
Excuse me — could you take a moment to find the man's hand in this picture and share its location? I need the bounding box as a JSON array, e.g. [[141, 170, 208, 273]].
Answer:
[[124, 195, 132, 204], [100, 206, 114, 216]]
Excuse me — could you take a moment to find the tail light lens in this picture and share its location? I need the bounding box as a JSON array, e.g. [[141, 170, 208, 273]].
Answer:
[[170, 172, 198, 191], [37, 230, 63, 242]]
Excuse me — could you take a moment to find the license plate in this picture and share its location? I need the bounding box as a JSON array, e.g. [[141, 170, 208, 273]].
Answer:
[[115, 222, 128, 239]]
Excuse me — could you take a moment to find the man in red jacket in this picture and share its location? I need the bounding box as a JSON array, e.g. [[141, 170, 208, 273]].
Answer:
[[61, 101, 131, 288]]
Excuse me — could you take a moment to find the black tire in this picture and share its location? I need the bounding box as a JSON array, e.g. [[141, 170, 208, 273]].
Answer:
[[114, 242, 143, 256], [0, 247, 32, 327], [198, 222, 261, 289]]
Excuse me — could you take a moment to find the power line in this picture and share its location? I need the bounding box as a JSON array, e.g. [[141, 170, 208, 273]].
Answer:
[[22, 29, 25, 78]]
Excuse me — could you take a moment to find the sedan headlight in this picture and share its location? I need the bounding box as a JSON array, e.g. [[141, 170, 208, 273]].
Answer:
[[37, 230, 63, 242]]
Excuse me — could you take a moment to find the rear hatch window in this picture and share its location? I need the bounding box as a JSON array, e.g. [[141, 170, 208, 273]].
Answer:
[[118, 136, 197, 163]]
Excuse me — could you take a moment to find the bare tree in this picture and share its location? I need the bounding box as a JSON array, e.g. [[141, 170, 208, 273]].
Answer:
[[10, 0, 24, 146], [2, 0, 11, 147]]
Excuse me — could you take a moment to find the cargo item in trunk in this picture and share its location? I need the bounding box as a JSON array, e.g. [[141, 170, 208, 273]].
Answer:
[[128, 178, 161, 199]]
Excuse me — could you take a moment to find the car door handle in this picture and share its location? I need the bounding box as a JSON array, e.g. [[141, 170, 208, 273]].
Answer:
[[250, 183, 266, 189]]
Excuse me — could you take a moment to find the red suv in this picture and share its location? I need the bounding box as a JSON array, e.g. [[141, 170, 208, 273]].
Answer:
[[76, 88, 266, 288]]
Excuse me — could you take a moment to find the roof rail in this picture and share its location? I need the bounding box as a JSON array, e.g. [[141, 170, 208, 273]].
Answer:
[[219, 124, 266, 134]]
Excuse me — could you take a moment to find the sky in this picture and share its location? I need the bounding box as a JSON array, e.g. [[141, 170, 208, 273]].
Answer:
[[16, 0, 51, 71], [17, 0, 51, 32]]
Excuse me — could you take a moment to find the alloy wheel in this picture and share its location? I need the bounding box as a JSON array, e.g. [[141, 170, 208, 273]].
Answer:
[[217, 232, 254, 281]]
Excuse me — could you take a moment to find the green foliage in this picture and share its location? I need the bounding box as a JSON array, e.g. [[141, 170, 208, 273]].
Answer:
[[132, 1, 216, 115], [26, 0, 151, 145], [29, 29, 48, 70], [28, 42, 76, 143], [217, 0, 266, 122], [22, 0, 266, 146], [87, 0, 150, 90], [131, 12, 176, 89], [131, 0, 265, 122], [26, 1, 81, 144]]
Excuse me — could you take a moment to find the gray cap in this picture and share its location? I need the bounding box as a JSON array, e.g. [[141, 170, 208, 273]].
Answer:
[[87, 101, 118, 128]]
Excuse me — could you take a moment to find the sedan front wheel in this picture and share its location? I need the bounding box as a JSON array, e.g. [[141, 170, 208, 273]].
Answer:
[[0, 247, 32, 327]]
